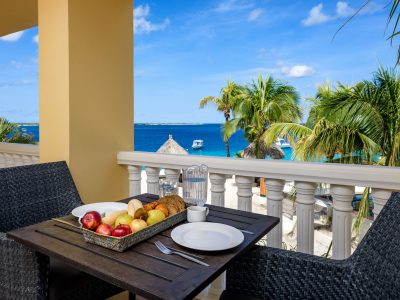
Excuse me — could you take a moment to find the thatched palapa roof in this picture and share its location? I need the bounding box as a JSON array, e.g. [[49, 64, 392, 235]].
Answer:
[[157, 135, 188, 155]]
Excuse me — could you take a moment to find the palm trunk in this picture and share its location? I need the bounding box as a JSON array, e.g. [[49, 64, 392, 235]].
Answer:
[[224, 115, 231, 157]]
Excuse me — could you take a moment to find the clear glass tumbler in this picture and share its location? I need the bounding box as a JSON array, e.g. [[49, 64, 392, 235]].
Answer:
[[159, 179, 178, 197], [182, 164, 208, 206]]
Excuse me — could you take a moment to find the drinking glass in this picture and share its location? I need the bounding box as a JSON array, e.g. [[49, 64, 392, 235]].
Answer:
[[182, 164, 208, 206], [159, 179, 178, 197]]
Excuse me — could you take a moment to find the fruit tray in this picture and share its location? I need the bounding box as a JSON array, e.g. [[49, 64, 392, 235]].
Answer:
[[81, 209, 187, 252]]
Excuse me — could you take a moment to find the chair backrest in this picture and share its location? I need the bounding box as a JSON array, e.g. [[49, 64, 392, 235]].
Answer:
[[349, 192, 400, 297], [0, 161, 82, 232]]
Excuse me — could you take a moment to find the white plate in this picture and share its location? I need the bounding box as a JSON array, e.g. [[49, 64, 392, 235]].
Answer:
[[71, 202, 128, 218], [171, 222, 244, 251]]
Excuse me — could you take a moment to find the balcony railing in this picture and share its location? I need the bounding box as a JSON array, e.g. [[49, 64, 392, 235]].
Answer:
[[0, 142, 39, 168], [117, 151, 400, 259]]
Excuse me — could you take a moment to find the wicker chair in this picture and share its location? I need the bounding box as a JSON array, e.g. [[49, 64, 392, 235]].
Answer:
[[0, 161, 123, 300], [221, 192, 400, 300]]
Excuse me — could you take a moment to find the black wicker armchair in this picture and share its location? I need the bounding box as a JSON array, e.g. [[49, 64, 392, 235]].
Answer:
[[222, 192, 400, 300], [0, 162, 123, 300]]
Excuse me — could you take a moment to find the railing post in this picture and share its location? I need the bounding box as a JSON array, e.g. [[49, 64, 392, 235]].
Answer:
[[371, 188, 392, 220], [295, 181, 316, 254], [235, 175, 253, 212], [146, 167, 160, 195], [209, 173, 226, 207], [331, 184, 354, 259], [265, 179, 285, 248], [128, 165, 142, 197], [165, 168, 181, 183]]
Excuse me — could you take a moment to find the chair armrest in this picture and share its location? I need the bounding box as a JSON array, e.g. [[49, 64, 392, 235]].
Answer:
[[0, 233, 49, 300], [226, 245, 353, 300]]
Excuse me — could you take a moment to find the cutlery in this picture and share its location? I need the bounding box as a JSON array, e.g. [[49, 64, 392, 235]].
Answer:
[[239, 229, 254, 235], [167, 246, 205, 260], [154, 241, 210, 267]]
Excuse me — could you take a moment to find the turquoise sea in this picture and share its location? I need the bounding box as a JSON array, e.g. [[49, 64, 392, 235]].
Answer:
[[19, 123, 293, 160]]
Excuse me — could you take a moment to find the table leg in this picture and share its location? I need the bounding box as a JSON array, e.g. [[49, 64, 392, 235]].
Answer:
[[128, 292, 136, 300]]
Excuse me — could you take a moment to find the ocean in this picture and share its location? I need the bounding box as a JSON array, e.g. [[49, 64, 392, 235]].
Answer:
[[19, 124, 293, 160]]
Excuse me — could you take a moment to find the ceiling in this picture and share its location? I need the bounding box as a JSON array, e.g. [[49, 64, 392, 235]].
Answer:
[[0, 0, 38, 37]]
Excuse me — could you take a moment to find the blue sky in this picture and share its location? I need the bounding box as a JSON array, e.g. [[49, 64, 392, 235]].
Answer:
[[0, 0, 397, 123]]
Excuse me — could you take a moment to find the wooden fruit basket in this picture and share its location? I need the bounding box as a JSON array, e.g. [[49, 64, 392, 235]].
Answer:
[[81, 209, 186, 252]]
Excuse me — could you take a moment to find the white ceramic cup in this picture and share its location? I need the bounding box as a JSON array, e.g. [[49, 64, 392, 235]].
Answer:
[[187, 206, 209, 222]]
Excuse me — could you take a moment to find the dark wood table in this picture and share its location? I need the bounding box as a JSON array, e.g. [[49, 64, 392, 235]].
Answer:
[[8, 194, 279, 300]]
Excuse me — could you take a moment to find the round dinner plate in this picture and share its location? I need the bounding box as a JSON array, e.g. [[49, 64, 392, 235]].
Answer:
[[171, 222, 244, 251], [71, 202, 128, 218]]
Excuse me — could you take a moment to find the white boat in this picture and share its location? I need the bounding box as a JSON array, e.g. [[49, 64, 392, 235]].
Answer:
[[275, 138, 291, 148], [192, 140, 204, 149]]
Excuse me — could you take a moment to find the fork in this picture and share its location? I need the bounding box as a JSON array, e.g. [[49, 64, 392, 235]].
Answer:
[[154, 241, 210, 267]]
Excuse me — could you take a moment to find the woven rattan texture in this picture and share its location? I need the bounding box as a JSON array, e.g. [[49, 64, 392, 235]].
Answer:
[[225, 192, 400, 300], [0, 162, 122, 300]]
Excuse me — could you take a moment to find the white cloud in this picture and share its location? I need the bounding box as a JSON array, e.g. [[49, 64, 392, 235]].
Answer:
[[302, 4, 333, 26], [33, 35, 39, 44], [281, 65, 315, 78], [0, 31, 24, 42], [336, 1, 356, 17], [214, 0, 253, 13], [134, 4, 170, 35], [302, 1, 380, 27], [248, 8, 263, 22]]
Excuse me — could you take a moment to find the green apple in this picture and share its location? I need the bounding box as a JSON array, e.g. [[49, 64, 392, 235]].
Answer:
[[114, 214, 134, 227], [146, 209, 166, 225]]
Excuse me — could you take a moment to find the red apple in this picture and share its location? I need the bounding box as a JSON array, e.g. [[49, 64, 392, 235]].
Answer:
[[112, 224, 132, 237], [81, 211, 102, 230], [95, 223, 113, 236]]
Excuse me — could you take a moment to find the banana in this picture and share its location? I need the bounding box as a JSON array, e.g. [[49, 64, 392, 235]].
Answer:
[[128, 199, 143, 217], [102, 210, 127, 226]]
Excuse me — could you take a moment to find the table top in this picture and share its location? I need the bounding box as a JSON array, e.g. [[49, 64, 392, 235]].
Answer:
[[8, 194, 279, 300]]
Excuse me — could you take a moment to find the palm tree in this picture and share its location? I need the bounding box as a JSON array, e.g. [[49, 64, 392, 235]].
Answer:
[[227, 75, 302, 159], [199, 80, 241, 157], [0, 117, 35, 144]]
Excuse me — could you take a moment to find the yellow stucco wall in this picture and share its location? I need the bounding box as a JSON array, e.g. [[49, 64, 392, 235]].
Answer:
[[39, 0, 133, 203]]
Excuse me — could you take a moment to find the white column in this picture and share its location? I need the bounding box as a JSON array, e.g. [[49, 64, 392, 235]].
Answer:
[[331, 184, 354, 259], [295, 181, 316, 254], [146, 167, 160, 195], [371, 188, 392, 220], [165, 168, 180, 183], [235, 175, 253, 211], [265, 179, 285, 248], [209, 173, 226, 207], [128, 165, 142, 197]]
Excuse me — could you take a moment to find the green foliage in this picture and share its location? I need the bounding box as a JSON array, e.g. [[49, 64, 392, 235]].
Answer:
[[0, 117, 35, 144], [199, 80, 242, 157], [227, 75, 302, 159]]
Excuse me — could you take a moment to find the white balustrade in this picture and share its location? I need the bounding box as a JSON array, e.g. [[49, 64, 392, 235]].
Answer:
[[295, 181, 316, 254], [146, 167, 160, 195], [117, 151, 400, 258], [235, 175, 253, 211], [331, 185, 355, 259], [165, 168, 181, 183], [0, 143, 39, 168], [209, 173, 226, 207], [371, 188, 392, 220], [265, 179, 285, 248], [128, 165, 142, 196]]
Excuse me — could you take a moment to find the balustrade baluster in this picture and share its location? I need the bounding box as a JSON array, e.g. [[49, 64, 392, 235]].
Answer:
[[235, 175, 253, 211], [265, 179, 285, 248], [371, 188, 392, 220], [331, 184, 354, 259], [165, 168, 180, 183], [146, 167, 160, 195], [209, 173, 226, 207], [128, 165, 142, 197], [295, 181, 316, 254]]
